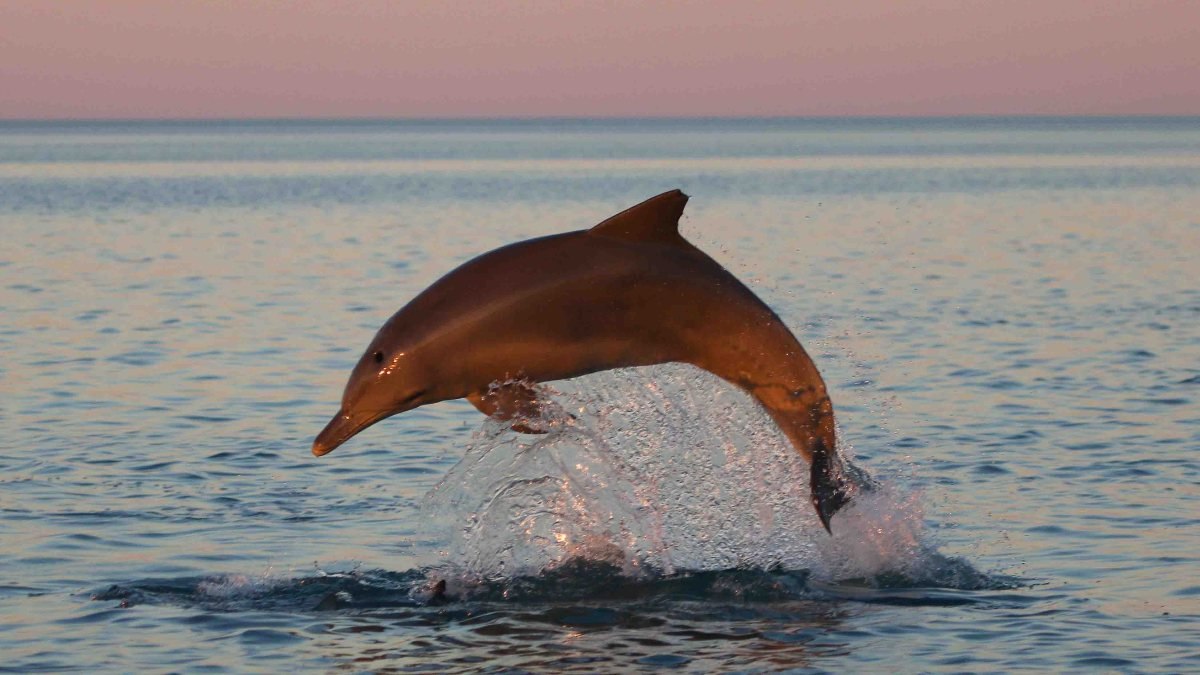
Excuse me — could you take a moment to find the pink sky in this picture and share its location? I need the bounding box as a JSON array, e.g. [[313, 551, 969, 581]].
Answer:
[[1, 0, 1197, 119]]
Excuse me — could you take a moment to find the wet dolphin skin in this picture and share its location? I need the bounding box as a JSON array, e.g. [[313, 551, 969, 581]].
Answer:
[[315, 190, 867, 531]]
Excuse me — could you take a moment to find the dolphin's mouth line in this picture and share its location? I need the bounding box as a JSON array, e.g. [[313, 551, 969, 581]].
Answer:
[[313, 386, 431, 458], [313, 407, 397, 457]]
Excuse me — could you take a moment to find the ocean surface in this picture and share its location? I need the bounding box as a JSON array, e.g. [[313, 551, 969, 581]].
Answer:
[[1, 117, 1197, 672]]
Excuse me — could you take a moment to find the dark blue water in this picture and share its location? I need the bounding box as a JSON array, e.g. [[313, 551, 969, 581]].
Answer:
[[1, 118, 1197, 672]]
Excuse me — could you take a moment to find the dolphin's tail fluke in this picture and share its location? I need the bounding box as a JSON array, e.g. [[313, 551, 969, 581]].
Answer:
[[810, 438, 875, 533]]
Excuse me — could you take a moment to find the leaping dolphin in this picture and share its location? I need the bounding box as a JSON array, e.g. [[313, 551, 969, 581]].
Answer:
[[314, 190, 868, 532]]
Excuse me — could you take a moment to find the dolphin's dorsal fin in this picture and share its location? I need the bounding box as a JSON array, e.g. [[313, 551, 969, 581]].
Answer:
[[589, 189, 689, 245]]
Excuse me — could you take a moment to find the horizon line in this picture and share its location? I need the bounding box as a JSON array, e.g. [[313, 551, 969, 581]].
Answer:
[[3, 113, 1199, 124]]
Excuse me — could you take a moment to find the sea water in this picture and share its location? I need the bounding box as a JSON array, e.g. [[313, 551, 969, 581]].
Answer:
[[1, 117, 1198, 672]]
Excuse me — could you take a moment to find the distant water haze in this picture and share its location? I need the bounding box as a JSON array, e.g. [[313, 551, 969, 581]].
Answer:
[[1, 0, 1197, 119]]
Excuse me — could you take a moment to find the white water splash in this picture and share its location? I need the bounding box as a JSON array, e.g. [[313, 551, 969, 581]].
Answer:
[[421, 364, 932, 584]]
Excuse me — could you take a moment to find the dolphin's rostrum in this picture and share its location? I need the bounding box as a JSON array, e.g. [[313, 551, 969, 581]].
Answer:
[[314, 190, 869, 532]]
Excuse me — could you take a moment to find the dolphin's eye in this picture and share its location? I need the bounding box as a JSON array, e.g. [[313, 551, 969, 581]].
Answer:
[[373, 350, 385, 364]]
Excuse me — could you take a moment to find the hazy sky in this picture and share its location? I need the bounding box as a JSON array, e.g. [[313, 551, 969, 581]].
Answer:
[[1, 0, 1197, 119]]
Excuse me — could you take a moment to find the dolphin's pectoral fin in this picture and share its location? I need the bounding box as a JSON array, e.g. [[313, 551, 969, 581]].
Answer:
[[468, 381, 549, 434], [809, 438, 875, 533]]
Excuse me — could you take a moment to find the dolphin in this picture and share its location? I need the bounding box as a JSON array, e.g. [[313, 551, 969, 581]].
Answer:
[[313, 190, 868, 532]]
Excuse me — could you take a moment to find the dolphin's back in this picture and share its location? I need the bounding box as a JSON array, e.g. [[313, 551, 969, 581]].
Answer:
[[388, 200, 823, 431], [389, 228, 758, 379]]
